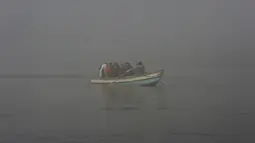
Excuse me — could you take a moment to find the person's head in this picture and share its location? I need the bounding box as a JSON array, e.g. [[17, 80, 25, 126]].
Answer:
[[136, 61, 143, 65]]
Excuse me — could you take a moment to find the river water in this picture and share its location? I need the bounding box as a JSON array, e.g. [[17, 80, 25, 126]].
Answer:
[[0, 69, 255, 143]]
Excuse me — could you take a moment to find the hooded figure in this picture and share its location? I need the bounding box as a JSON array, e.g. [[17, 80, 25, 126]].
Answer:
[[98, 63, 107, 78], [112, 62, 121, 77]]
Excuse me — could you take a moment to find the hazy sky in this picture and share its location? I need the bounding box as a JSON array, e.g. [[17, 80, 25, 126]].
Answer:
[[0, 0, 254, 75]]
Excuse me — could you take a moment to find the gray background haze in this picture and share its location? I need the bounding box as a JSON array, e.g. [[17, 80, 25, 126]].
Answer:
[[0, 0, 254, 76]]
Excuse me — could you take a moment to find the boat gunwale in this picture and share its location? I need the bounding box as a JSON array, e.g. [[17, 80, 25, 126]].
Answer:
[[115, 76, 161, 84], [92, 69, 164, 81], [90, 69, 164, 85]]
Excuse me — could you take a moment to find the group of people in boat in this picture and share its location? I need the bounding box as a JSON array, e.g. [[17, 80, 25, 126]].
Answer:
[[98, 61, 145, 78]]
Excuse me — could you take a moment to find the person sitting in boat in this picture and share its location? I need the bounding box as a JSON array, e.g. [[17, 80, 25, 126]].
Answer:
[[98, 63, 107, 78], [132, 61, 145, 76], [105, 63, 118, 77], [112, 62, 121, 77]]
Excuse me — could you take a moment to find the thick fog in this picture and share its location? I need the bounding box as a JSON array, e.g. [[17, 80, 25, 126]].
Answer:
[[0, 0, 254, 76]]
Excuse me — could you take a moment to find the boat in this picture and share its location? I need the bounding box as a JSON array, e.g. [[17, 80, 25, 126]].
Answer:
[[90, 69, 164, 86]]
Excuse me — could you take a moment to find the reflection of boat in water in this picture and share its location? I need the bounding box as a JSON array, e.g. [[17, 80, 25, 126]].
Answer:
[[90, 69, 164, 86], [100, 84, 168, 111], [101, 85, 141, 110], [99, 85, 169, 137]]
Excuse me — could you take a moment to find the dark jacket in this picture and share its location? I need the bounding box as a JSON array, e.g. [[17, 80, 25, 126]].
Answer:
[[133, 65, 145, 75]]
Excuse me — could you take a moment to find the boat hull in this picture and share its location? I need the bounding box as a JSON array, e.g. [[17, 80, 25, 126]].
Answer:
[[90, 69, 164, 86]]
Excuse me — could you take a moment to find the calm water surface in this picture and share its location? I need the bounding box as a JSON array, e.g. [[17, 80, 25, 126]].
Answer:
[[0, 71, 254, 143]]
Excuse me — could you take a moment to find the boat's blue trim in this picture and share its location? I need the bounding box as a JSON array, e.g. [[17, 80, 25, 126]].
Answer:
[[118, 77, 161, 85]]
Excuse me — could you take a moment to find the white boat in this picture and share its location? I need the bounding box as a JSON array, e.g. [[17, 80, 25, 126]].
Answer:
[[90, 69, 164, 86]]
